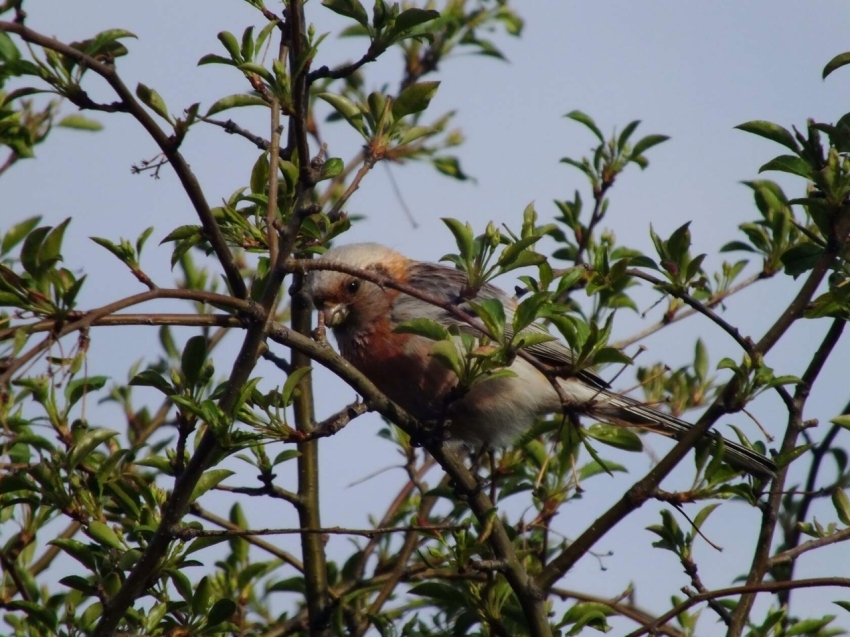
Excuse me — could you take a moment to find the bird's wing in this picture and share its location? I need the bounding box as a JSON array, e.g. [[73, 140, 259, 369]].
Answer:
[[394, 262, 610, 389]]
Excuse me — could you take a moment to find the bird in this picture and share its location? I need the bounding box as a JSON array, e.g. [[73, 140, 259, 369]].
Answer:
[[305, 242, 777, 479]]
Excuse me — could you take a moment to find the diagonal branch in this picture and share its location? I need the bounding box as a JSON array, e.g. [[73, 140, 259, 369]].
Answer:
[[624, 577, 850, 637], [537, 250, 838, 592]]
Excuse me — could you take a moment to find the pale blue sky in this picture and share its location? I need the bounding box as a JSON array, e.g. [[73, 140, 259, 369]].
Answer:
[[4, 2, 850, 634]]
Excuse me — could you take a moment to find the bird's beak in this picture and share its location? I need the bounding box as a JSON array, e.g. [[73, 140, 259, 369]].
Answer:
[[321, 303, 349, 328]]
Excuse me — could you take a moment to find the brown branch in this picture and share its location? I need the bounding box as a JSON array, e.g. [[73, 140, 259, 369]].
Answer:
[[352, 457, 437, 581], [299, 400, 369, 441], [326, 155, 377, 219], [624, 577, 850, 637], [171, 523, 463, 540], [0, 290, 247, 385], [611, 272, 765, 350], [308, 47, 378, 83], [189, 504, 303, 572], [680, 555, 731, 625], [624, 268, 753, 353], [551, 587, 684, 637], [0, 20, 248, 299], [213, 483, 301, 506], [201, 116, 273, 151], [537, 250, 836, 592], [358, 472, 450, 635], [769, 526, 850, 567], [730, 317, 846, 634]]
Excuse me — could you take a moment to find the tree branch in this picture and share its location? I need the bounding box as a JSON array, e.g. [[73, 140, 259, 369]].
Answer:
[[0, 20, 248, 299], [729, 317, 846, 634], [624, 577, 850, 637]]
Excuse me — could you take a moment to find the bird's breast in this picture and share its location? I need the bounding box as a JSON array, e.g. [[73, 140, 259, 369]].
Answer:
[[334, 325, 456, 420]]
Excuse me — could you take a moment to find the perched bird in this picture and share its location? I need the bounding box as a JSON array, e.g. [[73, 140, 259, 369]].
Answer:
[[305, 242, 776, 479]]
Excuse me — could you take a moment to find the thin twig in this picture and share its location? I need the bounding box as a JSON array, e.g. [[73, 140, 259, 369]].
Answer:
[[624, 577, 850, 637], [171, 523, 463, 540], [611, 272, 765, 350], [769, 527, 850, 566]]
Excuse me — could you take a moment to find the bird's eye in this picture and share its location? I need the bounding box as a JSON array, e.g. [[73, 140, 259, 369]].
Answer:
[[346, 279, 360, 294]]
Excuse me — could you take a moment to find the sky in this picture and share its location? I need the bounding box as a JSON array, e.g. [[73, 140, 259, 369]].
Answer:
[[3, 1, 850, 634]]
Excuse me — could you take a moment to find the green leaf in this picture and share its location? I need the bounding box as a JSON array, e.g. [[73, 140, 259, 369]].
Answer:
[[565, 110, 603, 143], [181, 335, 208, 387], [393, 8, 440, 33], [833, 488, 850, 526], [432, 156, 469, 180], [759, 155, 813, 179], [57, 114, 103, 131], [0, 31, 20, 62], [408, 582, 462, 605], [205, 94, 268, 116], [1, 216, 41, 256], [441, 218, 474, 260], [38, 217, 71, 270], [65, 376, 108, 410], [19, 226, 50, 275], [781, 243, 823, 277], [430, 340, 462, 376], [5, 601, 56, 631], [273, 450, 300, 465], [80, 601, 103, 628], [207, 598, 238, 625], [394, 318, 450, 341], [630, 133, 669, 158], [831, 415, 850, 431], [392, 81, 439, 119], [185, 536, 228, 556], [735, 120, 800, 153], [281, 367, 311, 406], [48, 539, 97, 571], [319, 157, 344, 180], [586, 423, 643, 452], [617, 120, 641, 151], [578, 459, 627, 480], [217, 31, 242, 61], [69, 428, 118, 470], [398, 125, 436, 145], [129, 369, 174, 395], [469, 298, 506, 340], [823, 51, 850, 79], [86, 521, 124, 550], [190, 469, 234, 502], [786, 617, 836, 636], [197, 53, 236, 66], [192, 576, 213, 615], [322, 0, 369, 27], [136, 83, 171, 123], [318, 92, 365, 134]]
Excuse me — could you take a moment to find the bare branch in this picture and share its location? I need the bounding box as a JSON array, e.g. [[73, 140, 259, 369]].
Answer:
[[624, 577, 850, 637], [171, 523, 463, 540]]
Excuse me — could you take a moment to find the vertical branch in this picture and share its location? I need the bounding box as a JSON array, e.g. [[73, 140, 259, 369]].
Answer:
[[428, 445, 553, 637], [290, 272, 331, 635], [266, 36, 287, 268], [284, 0, 330, 634], [728, 318, 846, 636]]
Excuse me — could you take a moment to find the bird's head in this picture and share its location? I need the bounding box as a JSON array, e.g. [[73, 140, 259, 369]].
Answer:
[[306, 243, 407, 330]]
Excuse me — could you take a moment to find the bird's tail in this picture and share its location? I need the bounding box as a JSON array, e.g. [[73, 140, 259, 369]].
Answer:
[[590, 390, 776, 479]]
